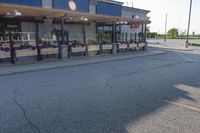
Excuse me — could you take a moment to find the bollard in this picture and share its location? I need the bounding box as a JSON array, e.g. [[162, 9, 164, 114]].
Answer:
[[59, 45, 68, 59], [144, 42, 148, 50], [112, 43, 117, 55]]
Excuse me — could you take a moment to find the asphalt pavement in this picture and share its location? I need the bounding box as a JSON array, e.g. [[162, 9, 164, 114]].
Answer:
[[0, 48, 200, 133]]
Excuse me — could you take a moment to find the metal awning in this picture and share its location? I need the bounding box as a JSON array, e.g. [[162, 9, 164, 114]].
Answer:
[[0, 3, 151, 24]]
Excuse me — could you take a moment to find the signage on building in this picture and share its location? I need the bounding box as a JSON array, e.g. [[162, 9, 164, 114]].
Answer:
[[68, 0, 77, 11], [132, 14, 139, 19], [130, 22, 140, 29], [6, 24, 18, 29]]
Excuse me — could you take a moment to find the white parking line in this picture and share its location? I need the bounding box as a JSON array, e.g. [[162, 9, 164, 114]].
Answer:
[[165, 100, 200, 113], [174, 52, 194, 62]]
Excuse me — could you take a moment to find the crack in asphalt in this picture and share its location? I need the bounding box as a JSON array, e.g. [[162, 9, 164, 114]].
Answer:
[[13, 85, 42, 133], [13, 98, 42, 133], [57, 115, 69, 132]]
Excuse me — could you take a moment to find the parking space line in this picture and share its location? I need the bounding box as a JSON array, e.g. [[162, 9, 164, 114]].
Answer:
[[165, 100, 200, 113], [174, 52, 194, 62]]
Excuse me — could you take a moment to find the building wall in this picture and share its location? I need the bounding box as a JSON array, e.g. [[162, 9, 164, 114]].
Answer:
[[0, 1, 150, 43], [89, 4, 96, 14], [38, 23, 54, 40], [85, 23, 96, 42], [52, 0, 89, 12], [21, 22, 96, 43], [42, 0, 52, 8], [96, 1, 122, 16], [121, 8, 149, 41], [65, 24, 83, 42], [0, 0, 41, 7], [21, 22, 36, 33], [64, 23, 96, 43], [21, 22, 54, 40]]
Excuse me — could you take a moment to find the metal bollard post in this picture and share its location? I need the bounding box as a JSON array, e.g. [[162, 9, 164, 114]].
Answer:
[[112, 43, 117, 54]]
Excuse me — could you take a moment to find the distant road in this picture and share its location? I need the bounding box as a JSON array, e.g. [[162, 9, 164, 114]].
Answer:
[[148, 39, 200, 46]]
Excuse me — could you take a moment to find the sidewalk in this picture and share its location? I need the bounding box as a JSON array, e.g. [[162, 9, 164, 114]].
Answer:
[[147, 40, 194, 51], [0, 50, 165, 77], [148, 44, 194, 51]]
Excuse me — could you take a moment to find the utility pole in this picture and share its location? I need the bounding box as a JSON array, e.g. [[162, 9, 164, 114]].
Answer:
[[164, 14, 167, 42], [185, 0, 193, 48]]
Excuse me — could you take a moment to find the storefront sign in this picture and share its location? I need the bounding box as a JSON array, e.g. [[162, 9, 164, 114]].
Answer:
[[68, 0, 77, 11], [6, 24, 18, 29], [132, 14, 139, 19]]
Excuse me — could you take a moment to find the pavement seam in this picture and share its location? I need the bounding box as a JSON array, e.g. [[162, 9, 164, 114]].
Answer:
[[0, 52, 166, 77]]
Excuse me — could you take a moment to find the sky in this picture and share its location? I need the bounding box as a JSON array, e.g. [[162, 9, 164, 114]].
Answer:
[[116, 0, 200, 34]]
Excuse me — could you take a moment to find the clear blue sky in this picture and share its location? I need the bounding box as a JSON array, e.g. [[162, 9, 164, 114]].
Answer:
[[116, 0, 200, 34]]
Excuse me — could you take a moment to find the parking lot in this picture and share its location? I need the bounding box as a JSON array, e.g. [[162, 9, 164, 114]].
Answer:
[[0, 48, 200, 133]]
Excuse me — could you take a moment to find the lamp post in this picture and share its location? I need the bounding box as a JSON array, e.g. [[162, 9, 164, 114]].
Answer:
[[164, 14, 167, 42], [185, 0, 193, 48]]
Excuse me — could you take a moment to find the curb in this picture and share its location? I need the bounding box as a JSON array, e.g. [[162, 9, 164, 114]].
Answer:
[[149, 46, 193, 51], [0, 51, 166, 77]]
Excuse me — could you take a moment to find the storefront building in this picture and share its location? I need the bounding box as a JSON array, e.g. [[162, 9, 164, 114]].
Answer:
[[0, 0, 150, 64]]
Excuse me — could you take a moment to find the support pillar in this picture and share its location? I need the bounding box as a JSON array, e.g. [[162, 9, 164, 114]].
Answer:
[[144, 24, 148, 50], [125, 33, 128, 42], [144, 24, 147, 42], [141, 24, 144, 33], [135, 33, 137, 42], [59, 17, 68, 59], [35, 22, 42, 61], [8, 30, 15, 64], [112, 23, 117, 54], [82, 23, 87, 55]]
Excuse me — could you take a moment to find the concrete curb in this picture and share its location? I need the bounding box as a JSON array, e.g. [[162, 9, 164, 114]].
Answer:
[[148, 45, 193, 51], [0, 51, 166, 77]]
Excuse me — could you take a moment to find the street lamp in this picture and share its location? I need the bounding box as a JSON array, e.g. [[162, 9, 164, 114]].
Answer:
[[164, 14, 167, 42], [185, 0, 193, 48]]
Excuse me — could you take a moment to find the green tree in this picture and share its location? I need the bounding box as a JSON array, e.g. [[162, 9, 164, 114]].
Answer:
[[147, 32, 158, 38], [146, 28, 150, 34], [167, 28, 179, 38]]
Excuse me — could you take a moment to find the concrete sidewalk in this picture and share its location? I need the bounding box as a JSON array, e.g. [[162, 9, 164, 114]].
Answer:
[[147, 40, 195, 51], [148, 44, 193, 51], [0, 50, 165, 77]]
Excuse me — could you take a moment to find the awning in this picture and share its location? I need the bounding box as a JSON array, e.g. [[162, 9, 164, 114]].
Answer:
[[0, 3, 151, 24]]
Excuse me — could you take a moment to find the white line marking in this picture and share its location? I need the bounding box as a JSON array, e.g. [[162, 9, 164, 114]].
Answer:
[[174, 52, 194, 62], [165, 100, 200, 113]]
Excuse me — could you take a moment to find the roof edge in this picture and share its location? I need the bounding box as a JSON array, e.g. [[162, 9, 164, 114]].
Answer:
[[122, 6, 151, 13], [98, 0, 124, 6]]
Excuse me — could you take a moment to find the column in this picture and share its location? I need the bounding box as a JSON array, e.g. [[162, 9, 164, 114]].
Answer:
[[144, 24, 148, 50], [82, 23, 87, 56], [59, 17, 68, 59], [8, 30, 15, 64], [112, 23, 117, 54], [35, 22, 42, 61]]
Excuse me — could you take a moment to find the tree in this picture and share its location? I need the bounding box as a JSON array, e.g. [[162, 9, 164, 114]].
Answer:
[[167, 28, 179, 38], [146, 28, 150, 34], [147, 32, 158, 38]]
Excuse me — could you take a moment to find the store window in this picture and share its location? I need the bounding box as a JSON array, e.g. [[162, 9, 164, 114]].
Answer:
[[0, 20, 21, 41], [130, 33, 133, 40], [96, 25, 121, 43]]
